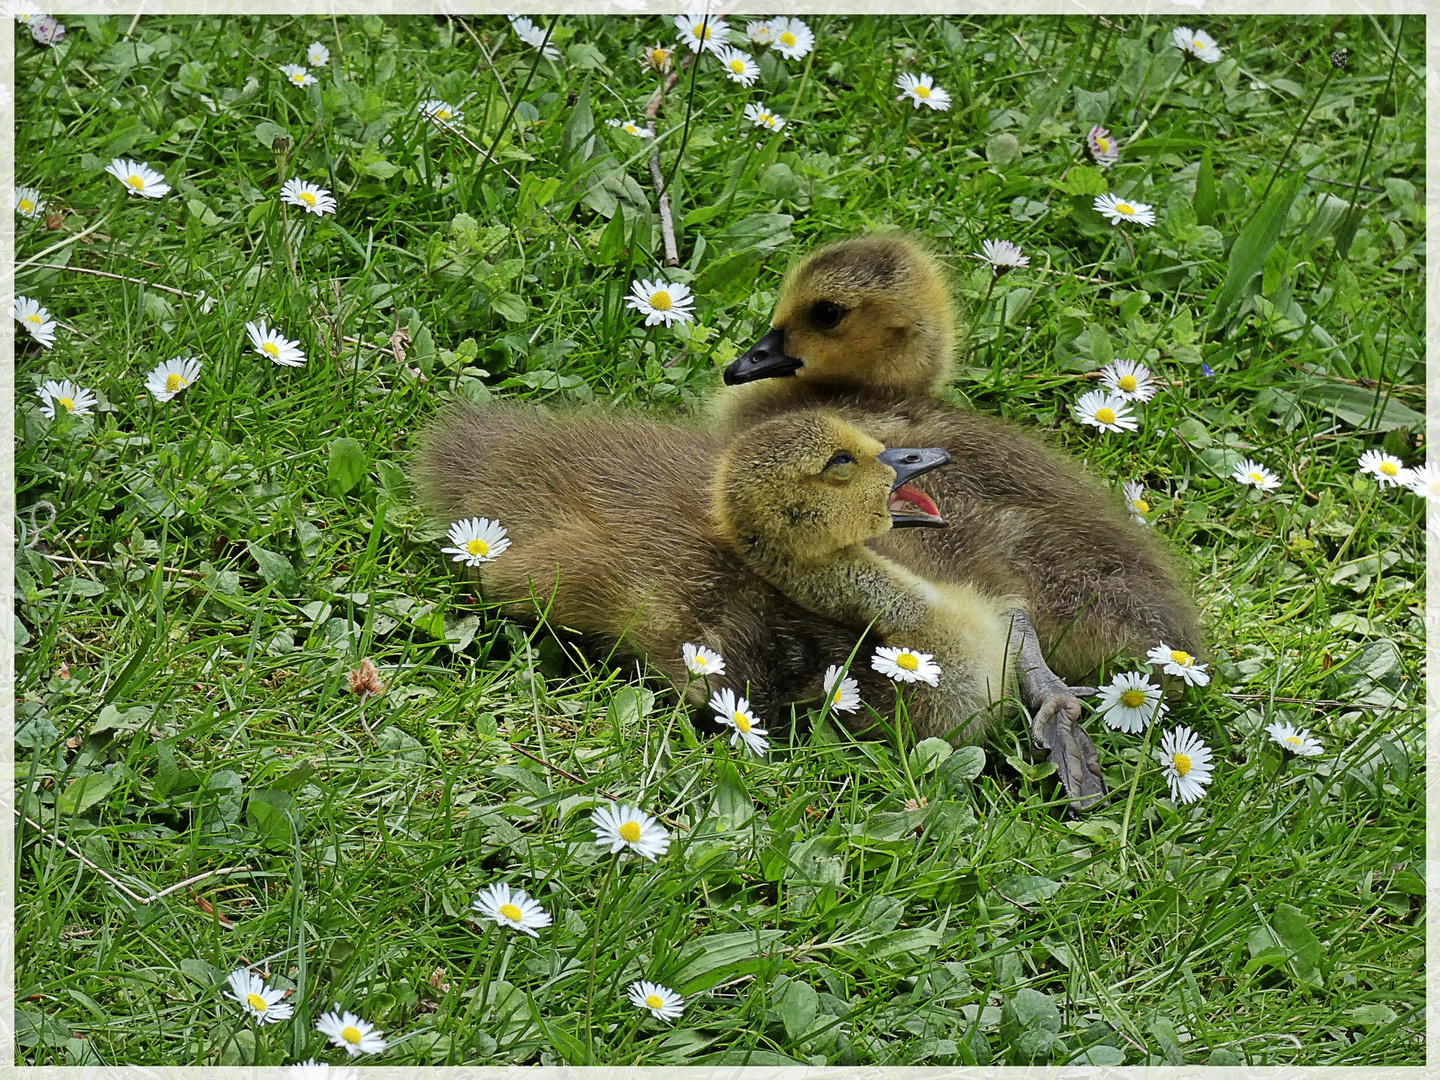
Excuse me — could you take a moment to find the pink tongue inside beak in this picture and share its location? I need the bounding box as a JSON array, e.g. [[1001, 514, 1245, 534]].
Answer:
[[889, 482, 940, 518]]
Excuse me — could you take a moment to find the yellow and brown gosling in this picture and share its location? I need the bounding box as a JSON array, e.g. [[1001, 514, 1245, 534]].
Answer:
[[714, 231, 1202, 683]]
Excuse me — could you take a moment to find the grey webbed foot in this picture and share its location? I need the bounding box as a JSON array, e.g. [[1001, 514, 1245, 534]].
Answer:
[[1004, 609, 1106, 813]]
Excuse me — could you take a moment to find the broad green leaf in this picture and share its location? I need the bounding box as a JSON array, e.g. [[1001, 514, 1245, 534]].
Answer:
[[1000, 988, 1062, 1048], [56, 770, 120, 815], [604, 685, 653, 730], [938, 745, 985, 785], [1087, 323, 1113, 365], [668, 929, 785, 994], [1059, 165, 1109, 197], [490, 292, 530, 322], [1209, 173, 1300, 330], [254, 121, 288, 149], [777, 979, 818, 1041], [1350, 1003, 1398, 1027], [708, 759, 754, 829], [908, 736, 953, 774], [327, 436, 368, 497], [246, 541, 297, 592], [91, 704, 153, 735], [994, 874, 1061, 905], [245, 788, 294, 852], [1294, 382, 1423, 432], [1271, 903, 1323, 987], [596, 207, 627, 265], [560, 80, 595, 165]]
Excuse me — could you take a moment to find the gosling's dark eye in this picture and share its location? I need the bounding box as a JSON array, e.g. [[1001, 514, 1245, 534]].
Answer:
[[810, 300, 846, 330], [825, 451, 855, 469]]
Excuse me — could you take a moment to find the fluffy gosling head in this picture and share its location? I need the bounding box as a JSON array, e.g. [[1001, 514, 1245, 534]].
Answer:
[[724, 234, 955, 396], [712, 411, 950, 566]]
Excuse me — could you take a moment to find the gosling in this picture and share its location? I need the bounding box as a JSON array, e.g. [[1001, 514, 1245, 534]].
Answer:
[[714, 232, 1202, 683], [414, 405, 1102, 805]]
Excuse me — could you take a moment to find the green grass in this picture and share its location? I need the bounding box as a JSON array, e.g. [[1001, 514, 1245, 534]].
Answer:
[[13, 11, 1425, 1066]]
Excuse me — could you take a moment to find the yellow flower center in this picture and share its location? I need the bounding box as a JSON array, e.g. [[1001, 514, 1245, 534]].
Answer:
[[1283, 735, 1302, 748], [466, 538, 490, 557], [57, 396, 74, 412], [291, 72, 306, 84], [693, 657, 707, 669], [300, 191, 317, 206], [1095, 136, 1110, 153], [618, 820, 641, 843], [341, 1025, 362, 1045], [1115, 202, 1135, 215], [246, 993, 269, 1011], [1380, 461, 1398, 476], [262, 341, 280, 358], [1169, 649, 1193, 666], [25, 313, 42, 325], [729, 59, 745, 74], [499, 902, 523, 921], [695, 24, 712, 40], [645, 993, 665, 1009], [18, 198, 34, 213], [1247, 471, 1263, 484], [166, 373, 186, 392], [651, 48, 668, 65], [732, 711, 751, 733], [1119, 688, 1146, 708], [1132, 498, 1150, 513], [1172, 752, 1192, 777], [1193, 39, 1204, 49], [897, 653, 919, 671], [915, 84, 931, 99], [625, 124, 639, 134], [436, 108, 451, 120], [126, 174, 145, 191], [1118, 374, 1138, 391], [780, 31, 796, 45], [1095, 407, 1116, 425], [649, 290, 672, 311]]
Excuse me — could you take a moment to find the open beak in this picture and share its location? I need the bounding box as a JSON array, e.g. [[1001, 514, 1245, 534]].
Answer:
[[723, 326, 804, 384], [877, 447, 951, 528]]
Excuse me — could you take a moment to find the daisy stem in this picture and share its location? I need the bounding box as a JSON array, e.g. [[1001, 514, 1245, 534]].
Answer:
[[583, 858, 617, 1058], [892, 688, 922, 804], [1118, 705, 1162, 874]]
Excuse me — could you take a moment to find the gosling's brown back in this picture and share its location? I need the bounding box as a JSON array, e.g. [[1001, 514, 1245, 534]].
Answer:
[[412, 404, 899, 724]]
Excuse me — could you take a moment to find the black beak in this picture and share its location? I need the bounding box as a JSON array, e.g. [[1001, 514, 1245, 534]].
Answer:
[[723, 326, 804, 384], [877, 447, 951, 528]]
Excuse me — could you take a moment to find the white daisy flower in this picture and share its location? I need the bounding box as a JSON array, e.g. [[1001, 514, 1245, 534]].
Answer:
[[280, 177, 337, 217], [280, 63, 317, 88], [628, 980, 685, 1022], [1156, 725, 1214, 804], [419, 99, 464, 124], [822, 664, 861, 713], [1402, 462, 1440, 506], [29, 13, 62, 44], [145, 356, 202, 402], [1232, 458, 1281, 493], [14, 186, 45, 219], [314, 1009, 386, 1057], [472, 882, 552, 937], [626, 277, 695, 327], [1087, 124, 1120, 168], [245, 319, 306, 367], [225, 968, 295, 1026], [641, 42, 674, 72], [11, 1, 43, 24], [1093, 192, 1156, 227], [1096, 671, 1166, 734], [682, 643, 726, 676], [13, 295, 57, 347], [1099, 359, 1158, 402], [715, 46, 760, 87], [440, 517, 511, 565], [607, 118, 654, 138], [871, 645, 942, 686], [37, 379, 96, 419], [976, 239, 1028, 274], [106, 158, 170, 199], [1358, 450, 1406, 489], [591, 802, 671, 860], [674, 12, 729, 55], [307, 41, 330, 66], [709, 687, 769, 756], [509, 15, 560, 59], [1146, 642, 1210, 686], [1074, 389, 1139, 433], [743, 102, 786, 131], [895, 72, 951, 111], [1266, 719, 1323, 757], [768, 16, 814, 61], [745, 20, 773, 45], [1123, 480, 1151, 523], [1173, 26, 1223, 63]]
